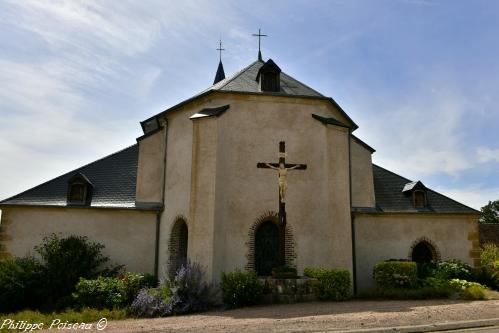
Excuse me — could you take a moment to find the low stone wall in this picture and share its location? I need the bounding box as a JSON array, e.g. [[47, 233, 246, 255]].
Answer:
[[259, 277, 317, 304], [479, 224, 499, 245]]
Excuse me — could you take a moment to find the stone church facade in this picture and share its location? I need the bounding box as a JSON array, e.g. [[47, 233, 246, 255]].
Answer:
[[0, 54, 480, 291]]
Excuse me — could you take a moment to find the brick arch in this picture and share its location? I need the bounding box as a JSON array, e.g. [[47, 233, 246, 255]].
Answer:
[[408, 237, 441, 262], [245, 211, 297, 272], [168, 216, 188, 276]]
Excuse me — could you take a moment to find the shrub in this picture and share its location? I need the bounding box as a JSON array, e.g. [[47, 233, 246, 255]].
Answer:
[[477, 244, 499, 290], [130, 288, 170, 317], [73, 272, 158, 310], [421, 277, 448, 289], [131, 261, 219, 317], [373, 261, 418, 289], [434, 259, 474, 281], [447, 279, 487, 300], [416, 262, 437, 279], [447, 278, 485, 291], [481, 243, 499, 267], [304, 267, 352, 301], [166, 262, 220, 314], [221, 269, 263, 308], [120, 272, 158, 305], [35, 233, 121, 305], [461, 285, 486, 300], [73, 277, 125, 309], [0, 256, 44, 313]]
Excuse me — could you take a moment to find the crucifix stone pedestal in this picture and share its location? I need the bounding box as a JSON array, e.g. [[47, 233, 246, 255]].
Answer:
[[257, 141, 307, 267]]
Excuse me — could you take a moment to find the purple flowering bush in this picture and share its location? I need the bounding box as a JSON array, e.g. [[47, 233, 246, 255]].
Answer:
[[130, 288, 170, 317], [130, 261, 219, 317]]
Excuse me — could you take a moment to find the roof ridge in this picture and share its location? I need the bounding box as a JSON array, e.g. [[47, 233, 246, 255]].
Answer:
[[0, 144, 137, 204]]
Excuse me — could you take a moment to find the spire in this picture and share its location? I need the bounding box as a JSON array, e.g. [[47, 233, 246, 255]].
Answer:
[[213, 40, 226, 84], [252, 28, 267, 61]]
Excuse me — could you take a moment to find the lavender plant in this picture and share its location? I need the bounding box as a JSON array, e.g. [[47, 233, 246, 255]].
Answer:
[[130, 288, 170, 317], [130, 261, 220, 317]]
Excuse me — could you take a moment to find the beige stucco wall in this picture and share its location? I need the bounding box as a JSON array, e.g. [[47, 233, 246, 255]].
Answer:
[[0, 206, 157, 273], [350, 139, 375, 208], [157, 92, 355, 281], [135, 129, 166, 205], [354, 213, 479, 291]]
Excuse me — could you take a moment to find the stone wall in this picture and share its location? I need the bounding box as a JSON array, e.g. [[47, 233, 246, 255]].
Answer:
[[479, 224, 499, 245]]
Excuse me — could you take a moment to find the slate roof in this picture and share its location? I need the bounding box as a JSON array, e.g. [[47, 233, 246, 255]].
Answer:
[[0, 145, 144, 209], [370, 164, 479, 214], [209, 60, 323, 97], [142, 58, 358, 131]]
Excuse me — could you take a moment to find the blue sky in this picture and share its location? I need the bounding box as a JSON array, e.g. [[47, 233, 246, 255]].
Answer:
[[0, 0, 498, 209]]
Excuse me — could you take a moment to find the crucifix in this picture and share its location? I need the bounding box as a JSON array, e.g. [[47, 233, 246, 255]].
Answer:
[[257, 141, 307, 266], [252, 28, 267, 61], [216, 39, 225, 62]]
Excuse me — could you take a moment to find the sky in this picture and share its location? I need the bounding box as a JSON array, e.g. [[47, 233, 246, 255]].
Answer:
[[0, 0, 498, 209]]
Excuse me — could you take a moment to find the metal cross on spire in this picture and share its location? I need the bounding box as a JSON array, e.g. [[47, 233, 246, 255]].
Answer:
[[252, 28, 267, 61], [216, 39, 225, 62]]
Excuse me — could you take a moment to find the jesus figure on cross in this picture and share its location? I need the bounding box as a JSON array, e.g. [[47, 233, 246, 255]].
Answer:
[[264, 156, 303, 203]]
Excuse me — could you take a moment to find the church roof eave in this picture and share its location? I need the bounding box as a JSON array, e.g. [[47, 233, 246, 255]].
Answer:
[[140, 89, 358, 137]]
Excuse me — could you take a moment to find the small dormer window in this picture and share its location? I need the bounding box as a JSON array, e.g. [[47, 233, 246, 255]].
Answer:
[[67, 173, 93, 206], [256, 59, 281, 92], [402, 180, 428, 209], [69, 183, 86, 203], [414, 190, 426, 208]]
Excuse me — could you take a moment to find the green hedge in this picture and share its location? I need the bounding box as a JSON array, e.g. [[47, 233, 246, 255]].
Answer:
[[73, 272, 157, 309], [221, 270, 263, 308], [373, 261, 418, 289], [303, 267, 352, 301]]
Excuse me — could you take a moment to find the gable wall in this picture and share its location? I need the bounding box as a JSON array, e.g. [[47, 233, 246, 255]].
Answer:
[[205, 94, 353, 278], [156, 92, 356, 281]]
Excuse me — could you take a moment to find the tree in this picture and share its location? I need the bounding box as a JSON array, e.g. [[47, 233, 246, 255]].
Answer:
[[479, 200, 499, 224]]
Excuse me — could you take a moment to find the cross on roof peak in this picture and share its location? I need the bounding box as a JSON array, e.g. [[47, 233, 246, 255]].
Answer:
[[216, 39, 225, 62], [252, 28, 267, 61]]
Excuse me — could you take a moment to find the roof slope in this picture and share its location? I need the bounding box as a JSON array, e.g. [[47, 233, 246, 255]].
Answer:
[[0, 145, 140, 209], [372, 164, 478, 214], [209, 60, 323, 97]]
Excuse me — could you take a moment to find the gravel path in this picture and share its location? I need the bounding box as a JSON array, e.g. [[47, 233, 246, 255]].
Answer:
[[99, 300, 499, 333]]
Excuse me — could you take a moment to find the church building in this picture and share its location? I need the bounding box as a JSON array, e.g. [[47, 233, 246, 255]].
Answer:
[[0, 44, 480, 291]]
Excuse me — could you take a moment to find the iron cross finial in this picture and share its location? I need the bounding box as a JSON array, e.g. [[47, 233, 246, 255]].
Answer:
[[252, 28, 267, 61], [216, 39, 225, 62]]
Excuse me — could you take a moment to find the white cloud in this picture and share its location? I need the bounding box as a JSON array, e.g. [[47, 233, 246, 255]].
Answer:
[[434, 186, 499, 210], [477, 147, 499, 164]]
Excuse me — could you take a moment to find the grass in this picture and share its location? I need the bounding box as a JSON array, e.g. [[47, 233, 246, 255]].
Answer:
[[0, 308, 128, 332]]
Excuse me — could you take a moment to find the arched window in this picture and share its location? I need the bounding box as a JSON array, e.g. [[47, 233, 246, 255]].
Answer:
[[411, 241, 435, 263], [255, 220, 281, 276], [169, 219, 188, 276]]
